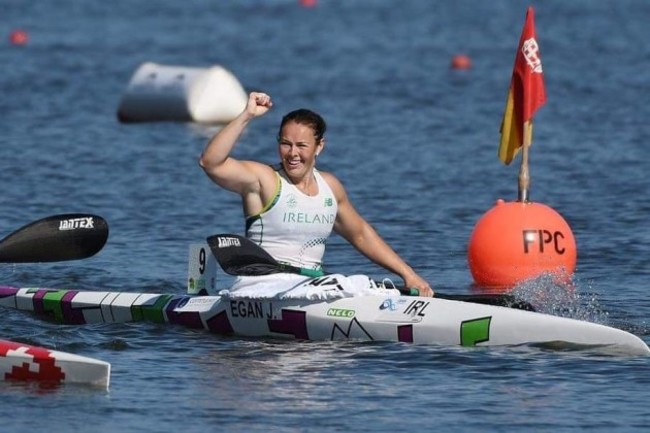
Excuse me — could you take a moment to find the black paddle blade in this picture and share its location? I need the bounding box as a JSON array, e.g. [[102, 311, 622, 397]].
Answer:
[[0, 214, 109, 263], [207, 234, 283, 276]]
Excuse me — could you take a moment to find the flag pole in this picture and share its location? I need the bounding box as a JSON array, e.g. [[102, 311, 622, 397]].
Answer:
[[518, 120, 532, 202]]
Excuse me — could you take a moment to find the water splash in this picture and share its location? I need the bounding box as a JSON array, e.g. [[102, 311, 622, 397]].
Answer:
[[506, 273, 650, 337], [508, 273, 610, 324]]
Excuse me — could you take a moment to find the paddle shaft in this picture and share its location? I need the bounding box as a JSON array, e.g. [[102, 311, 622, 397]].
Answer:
[[206, 234, 535, 311], [240, 257, 532, 308]]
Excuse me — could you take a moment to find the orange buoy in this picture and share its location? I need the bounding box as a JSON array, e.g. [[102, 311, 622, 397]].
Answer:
[[467, 199, 577, 290], [299, 0, 317, 7], [450, 54, 472, 70], [9, 29, 29, 46]]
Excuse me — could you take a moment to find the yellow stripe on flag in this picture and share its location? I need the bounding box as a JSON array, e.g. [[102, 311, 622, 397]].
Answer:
[[498, 89, 521, 165]]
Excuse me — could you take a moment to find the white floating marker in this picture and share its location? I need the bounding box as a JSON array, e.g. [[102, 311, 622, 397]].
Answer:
[[117, 62, 247, 124], [0, 339, 110, 388]]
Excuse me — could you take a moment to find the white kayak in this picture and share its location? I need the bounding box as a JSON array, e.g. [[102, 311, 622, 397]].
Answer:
[[1, 285, 648, 356], [0, 338, 110, 387]]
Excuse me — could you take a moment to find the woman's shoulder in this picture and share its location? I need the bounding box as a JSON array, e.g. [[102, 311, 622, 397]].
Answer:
[[316, 168, 336, 182], [240, 160, 276, 171], [317, 169, 345, 196]]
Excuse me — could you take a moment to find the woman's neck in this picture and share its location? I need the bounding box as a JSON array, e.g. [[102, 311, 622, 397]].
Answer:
[[282, 167, 317, 196]]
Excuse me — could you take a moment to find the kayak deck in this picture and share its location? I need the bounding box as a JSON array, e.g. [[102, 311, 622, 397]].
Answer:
[[1, 286, 648, 356]]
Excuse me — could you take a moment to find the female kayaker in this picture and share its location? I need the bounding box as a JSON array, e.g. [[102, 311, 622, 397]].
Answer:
[[199, 91, 433, 297]]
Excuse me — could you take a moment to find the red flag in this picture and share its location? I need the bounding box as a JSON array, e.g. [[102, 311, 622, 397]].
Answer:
[[498, 6, 547, 165]]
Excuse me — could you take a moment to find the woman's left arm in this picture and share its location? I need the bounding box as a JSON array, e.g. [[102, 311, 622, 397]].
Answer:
[[324, 173, 433, 296]]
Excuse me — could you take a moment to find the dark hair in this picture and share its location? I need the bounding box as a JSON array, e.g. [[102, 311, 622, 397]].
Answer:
[[278, 109, 327, 142]]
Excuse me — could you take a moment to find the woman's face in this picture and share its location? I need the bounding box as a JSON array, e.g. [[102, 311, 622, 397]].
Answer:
[[278, 121, 323, 180]]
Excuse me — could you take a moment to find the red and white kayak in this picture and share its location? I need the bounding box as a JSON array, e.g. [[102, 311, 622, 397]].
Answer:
[[0, 338, 110, 388], [1, 285, 648, 356]]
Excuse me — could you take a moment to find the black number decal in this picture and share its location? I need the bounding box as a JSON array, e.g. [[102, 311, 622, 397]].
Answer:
[[199, 248, 206, 274]]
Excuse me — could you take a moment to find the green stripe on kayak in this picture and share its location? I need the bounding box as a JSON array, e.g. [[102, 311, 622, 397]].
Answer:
[[41, 289, 68, 322], [460, 316, 492, 346], [131, 294, 174, 323]]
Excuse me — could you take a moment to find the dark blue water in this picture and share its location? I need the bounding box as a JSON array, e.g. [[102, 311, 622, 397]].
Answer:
[[2, 1, 650, 431]]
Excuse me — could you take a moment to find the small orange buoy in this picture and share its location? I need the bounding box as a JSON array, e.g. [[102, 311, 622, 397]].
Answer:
[[467, 199, 577, 290], [9, 29, 29, 46], [450, 54, 471, 70], [299, 0, 317, 7]]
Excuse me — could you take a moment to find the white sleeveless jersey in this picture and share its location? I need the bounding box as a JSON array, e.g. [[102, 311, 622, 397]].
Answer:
[[246, 168, 338, 272]]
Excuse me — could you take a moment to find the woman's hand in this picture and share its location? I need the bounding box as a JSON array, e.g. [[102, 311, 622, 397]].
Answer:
[[403, 273, 434, 297], [245, 92, 273, 118]]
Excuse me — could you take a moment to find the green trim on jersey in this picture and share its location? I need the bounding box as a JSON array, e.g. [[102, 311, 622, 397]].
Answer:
[[245, 171, 282, 236]]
